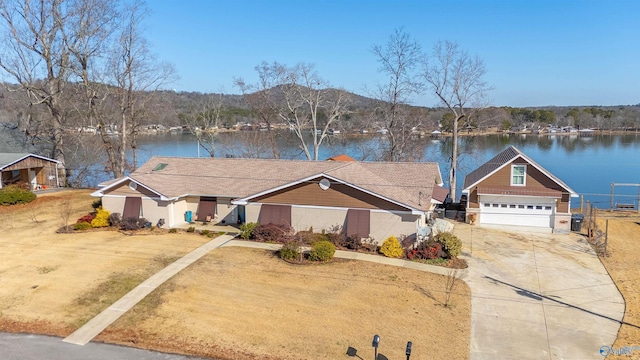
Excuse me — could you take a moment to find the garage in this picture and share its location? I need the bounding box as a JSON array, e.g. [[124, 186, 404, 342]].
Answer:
[[479, 195, 555, 228]]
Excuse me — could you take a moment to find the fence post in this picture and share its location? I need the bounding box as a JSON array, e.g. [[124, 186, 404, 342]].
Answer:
[[604, 219, 609, 256]]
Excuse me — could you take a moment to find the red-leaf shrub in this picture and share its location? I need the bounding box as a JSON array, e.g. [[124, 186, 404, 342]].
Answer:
[[77, 213, 96, 224]]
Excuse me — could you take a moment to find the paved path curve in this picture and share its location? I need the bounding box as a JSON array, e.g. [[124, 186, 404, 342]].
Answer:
[[455, 224, 625, 360]]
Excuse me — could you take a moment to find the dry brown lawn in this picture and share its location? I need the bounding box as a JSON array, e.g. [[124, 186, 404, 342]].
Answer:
[[0, 190, 471, 359], [595, 212, 640, 359]]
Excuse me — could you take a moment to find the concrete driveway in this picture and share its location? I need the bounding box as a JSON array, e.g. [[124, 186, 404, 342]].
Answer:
[[454, 224, 625, 360]]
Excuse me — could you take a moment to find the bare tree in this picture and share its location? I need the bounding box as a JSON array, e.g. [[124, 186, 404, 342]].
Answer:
[[279, 63, 351, 161], [370, 28, 424, 162], [182, 94, 223, 157], [234, 61, 287, 159], [0, 0, 72, 169], [109, 0, 176, 174], [422, 41, 491, 200]]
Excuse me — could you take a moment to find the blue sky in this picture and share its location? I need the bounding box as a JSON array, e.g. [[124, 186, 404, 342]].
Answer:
[[146, 0, 639, 107]]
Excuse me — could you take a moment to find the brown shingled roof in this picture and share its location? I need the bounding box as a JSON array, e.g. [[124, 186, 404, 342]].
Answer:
[[118, 157, 443, 211]]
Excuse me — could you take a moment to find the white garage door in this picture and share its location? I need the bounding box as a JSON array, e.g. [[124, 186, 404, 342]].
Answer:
[[479, 195, 555, 228]]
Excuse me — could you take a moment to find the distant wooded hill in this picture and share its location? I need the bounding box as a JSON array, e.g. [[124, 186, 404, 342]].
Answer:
[[1, 84, 638, 133]]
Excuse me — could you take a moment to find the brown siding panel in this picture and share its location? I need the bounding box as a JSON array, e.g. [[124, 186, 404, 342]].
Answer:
[[197, 197, 217, 221], [254, 178, 406, 211], [123, 197, 142, 218], [259, 204, 292, 226], [471, 159, 571, 213], [346, 209, 370, 238]]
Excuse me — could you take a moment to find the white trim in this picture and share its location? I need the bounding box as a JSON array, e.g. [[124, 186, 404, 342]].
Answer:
[[244, 202, 422, 216], [96, 193, 165, 201], [0, 153, 61, 171], [92, 176, 169, 201], [510, 164, 526, 186]]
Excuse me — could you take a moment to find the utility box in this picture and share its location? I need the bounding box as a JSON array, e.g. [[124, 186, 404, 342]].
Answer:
[[571, 214, 584, 232]]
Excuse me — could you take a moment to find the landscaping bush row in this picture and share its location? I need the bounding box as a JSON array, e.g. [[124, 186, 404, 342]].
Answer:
[[241, 222, 461, 264]]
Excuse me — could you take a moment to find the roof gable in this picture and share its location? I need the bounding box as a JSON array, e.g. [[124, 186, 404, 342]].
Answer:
[[0, 153, 59, 170], [463, 146, 577, 196]]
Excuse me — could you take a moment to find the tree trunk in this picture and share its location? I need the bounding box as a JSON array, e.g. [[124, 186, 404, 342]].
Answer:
[[450, 117, 459, 202]]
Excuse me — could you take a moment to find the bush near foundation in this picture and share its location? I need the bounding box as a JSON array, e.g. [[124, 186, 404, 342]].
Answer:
[[278, 241, 300, 260], [90, 207, 110, 228], [239, 222, 257, 240], [0, 185, 36, 205], [252, 223, 294, 243], [380, 235, 404, 258], [436, 231, 462, 258], [308, 241, 336, 261], [407, 241, 445, 260]]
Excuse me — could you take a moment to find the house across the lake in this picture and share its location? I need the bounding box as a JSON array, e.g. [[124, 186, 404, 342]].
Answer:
[[462, 146, 578, 233], [0, 153, 61, 190], [92, 156, 448, 242]]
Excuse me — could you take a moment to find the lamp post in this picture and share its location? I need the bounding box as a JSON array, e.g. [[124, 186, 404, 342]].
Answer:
[[405, 341, 412, 360], [371, 334, 380, 360]]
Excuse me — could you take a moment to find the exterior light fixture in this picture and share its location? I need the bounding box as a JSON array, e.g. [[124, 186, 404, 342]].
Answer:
[[372, 334, 380, 360], [406, 341, 412, 360]]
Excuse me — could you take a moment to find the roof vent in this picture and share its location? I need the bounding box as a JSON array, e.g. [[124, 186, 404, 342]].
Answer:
[[152, 163, 168, 171]]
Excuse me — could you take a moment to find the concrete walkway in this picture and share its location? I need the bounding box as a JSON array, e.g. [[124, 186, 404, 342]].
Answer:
[[455, 224, 625, 360], [63, 234, 235, 346]]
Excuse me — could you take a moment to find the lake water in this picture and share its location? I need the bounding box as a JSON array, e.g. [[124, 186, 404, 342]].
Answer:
[[130, 131, 640, 209]]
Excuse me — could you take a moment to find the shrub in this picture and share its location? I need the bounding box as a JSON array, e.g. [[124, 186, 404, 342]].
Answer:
[[120, 217, 141, 231], [239, 222, 257, 239], [308, 240, 336, 262], [380, 235, 404, 258], [253, 223, 293, 243], [278, 241, 300, 261], [186, 226, 196, 233], [109, 213, 122, 227], [436, 231, 462, 258], [344, 235, 362, 250], [77, 213, 96, 224], [168, 228, 178, 233], [407, 240, 444, 260], [74, 222, 91, 230], [201, 229, 215, 237], [90, 207, 110, 228], [0, 185, 36, 205], [91, 198, 102, 209]]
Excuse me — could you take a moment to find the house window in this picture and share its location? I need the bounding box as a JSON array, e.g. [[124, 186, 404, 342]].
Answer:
[[509, 204, 516, 208], [544, 206, 552, 210], [500, 204, 507, 208], [483, 203, 490, 207], [511, 165, 526, 186]]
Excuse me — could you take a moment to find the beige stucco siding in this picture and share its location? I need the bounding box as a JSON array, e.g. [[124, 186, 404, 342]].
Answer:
[[370, 211, 419, 243], [291, 207, 347, 233], [244, 203, 418, 243], [244, 203, 262, 224], [140, 198, 169, 226], [102, 195, 126, 217]]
